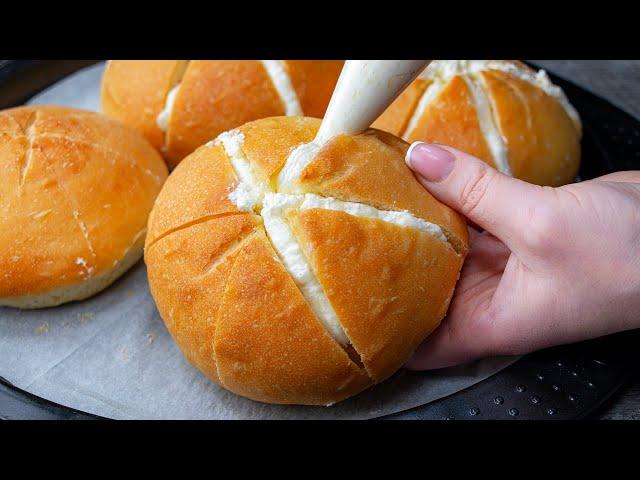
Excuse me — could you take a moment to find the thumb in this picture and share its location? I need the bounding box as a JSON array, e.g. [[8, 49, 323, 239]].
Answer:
[[406, 142, 545, 248]]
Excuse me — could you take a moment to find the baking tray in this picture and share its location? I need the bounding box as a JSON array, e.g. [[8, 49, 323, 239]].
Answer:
[[0, 60, 638, 420]]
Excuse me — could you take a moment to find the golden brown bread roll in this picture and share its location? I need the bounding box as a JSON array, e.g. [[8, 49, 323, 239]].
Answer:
[[373, 60, 582, 187], [145, 116, 469, 405], [0, 106, 168, 309], [100, 60, 344, 169]]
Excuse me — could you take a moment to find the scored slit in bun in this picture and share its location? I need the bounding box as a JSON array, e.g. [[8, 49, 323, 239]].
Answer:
[[0, 106, 168, 309], [373, 60, 582, 187], [100, 60, 344, 169]]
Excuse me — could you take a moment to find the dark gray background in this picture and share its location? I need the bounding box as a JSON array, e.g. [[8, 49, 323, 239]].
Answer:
[[534, 60, 640, 419]]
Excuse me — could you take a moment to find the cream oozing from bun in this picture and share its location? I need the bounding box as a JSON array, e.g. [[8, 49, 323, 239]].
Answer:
[[156, 84, 180, 132], [277, 142, 321, 193], [207, 130, 266, 213]]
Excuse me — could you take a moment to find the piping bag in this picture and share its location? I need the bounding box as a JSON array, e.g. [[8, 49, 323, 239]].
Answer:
[[279, 60, 431, 189], [316, 60, 431, 142]]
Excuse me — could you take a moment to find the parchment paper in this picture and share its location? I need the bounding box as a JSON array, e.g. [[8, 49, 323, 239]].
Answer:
[[0, 62, 518, 419]]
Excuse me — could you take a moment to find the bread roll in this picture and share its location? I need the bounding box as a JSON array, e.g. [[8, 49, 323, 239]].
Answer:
[[0, 106, 168, 309], [373, 60, 582, 187], [145, 116, 469, 405], [100, 60, 344, 169]]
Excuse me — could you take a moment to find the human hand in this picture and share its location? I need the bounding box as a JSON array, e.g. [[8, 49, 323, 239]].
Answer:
[[404, 142, 640, 370]]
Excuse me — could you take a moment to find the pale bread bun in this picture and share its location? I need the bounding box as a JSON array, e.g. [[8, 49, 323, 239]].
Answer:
[[373, 60, 582, 187], [145, 116, 468, 405], [101, 60, 344, 170], [0, 106, 168, 309]]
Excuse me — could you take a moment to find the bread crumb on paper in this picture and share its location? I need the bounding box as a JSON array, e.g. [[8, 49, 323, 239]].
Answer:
[[78, 312, 94, 323], [35, 322, 49, 335]]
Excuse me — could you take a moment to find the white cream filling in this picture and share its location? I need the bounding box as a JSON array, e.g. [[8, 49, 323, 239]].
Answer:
[[261, 193, 350, 346], [403, 60, 469, 140], [261, 191, 448, 347], [213, 127, 453, 351], [407, 60, 580, 176], [209, 130, 266, 213], [419, 60, 581, 131], [465, 60, 581, 130], [463, 74, 512, 176], [300, 193, 447, 242], [418, 60, 461, 81], [212, 132, 349, 346], [260, 60, 303, 116], [228, 181, 262, 213], [277, 142, 321, 193], [156, 60, 304, 132], [156, 84, 180, 132]]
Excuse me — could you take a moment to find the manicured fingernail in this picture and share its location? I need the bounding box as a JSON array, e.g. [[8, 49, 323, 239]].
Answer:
[[405, 142, 455, 182]]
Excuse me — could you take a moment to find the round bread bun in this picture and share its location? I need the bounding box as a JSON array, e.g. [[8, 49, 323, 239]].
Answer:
[[0, 106, 168, 309], [100, 60, 344, 170], [373, 60, 582, 187], [145, 116, 469, 405]]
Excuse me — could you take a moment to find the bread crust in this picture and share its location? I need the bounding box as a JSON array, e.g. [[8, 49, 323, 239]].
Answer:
[[372, 79, 430, 137], [146, 142, 239, 248], [3, 237, 144, 309], [241, 116, 320, 182], [480, 70, 581, 186], [164, 61, 284, 169], [146, 213, 261, 384], [373, 60, 581, 186], [290, 208, 463, 381], [284, 60, 344, 118], [100, 60, 188, 151], [213, 230, 371, 404], [406, 75, 496, 167], [100, 60, 344, 169], [145, 116, 468, 404], [0, 106, 167, 308], [298, 128, 469, 253]]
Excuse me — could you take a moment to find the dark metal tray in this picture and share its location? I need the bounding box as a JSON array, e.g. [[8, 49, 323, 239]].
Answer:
[[0, 60, 638, 420]]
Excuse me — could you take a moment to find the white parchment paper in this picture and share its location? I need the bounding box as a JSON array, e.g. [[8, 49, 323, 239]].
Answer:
[[0, 62, 518, 419]]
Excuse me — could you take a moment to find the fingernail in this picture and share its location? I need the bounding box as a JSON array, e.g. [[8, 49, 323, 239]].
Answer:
[[405, 142, 455, 182]]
